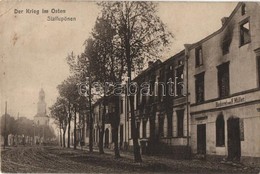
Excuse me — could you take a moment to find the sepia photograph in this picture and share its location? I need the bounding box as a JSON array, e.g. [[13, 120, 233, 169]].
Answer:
[[0, 1, 260, 173]]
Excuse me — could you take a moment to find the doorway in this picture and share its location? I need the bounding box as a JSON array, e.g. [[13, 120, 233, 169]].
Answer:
[[104, 128, 109, 148], [227, 117, 241, 161], [197, 124, 206, 154], [120, 125, 123, 149]]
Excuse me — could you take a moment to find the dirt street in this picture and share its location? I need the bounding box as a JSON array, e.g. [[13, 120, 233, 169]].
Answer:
[[1, 146, 259, 173]]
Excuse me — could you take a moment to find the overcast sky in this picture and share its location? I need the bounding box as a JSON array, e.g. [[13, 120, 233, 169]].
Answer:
[[0, 1, 237, 120]]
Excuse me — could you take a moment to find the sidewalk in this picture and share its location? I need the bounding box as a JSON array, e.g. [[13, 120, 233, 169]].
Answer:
[[75, 144, 260, 173]]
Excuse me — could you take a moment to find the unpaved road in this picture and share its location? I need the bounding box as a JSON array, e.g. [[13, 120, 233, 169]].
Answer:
[[1, 146, 259, 173]]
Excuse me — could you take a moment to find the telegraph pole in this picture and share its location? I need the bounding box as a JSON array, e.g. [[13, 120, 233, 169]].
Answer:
[[4, 101, 7, 149]]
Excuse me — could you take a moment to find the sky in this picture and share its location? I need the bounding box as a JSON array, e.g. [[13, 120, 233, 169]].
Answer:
[[0, 1, 237, 120]]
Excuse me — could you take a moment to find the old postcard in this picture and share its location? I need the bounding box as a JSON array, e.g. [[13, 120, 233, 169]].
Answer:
[[1, 1, 260, 173]]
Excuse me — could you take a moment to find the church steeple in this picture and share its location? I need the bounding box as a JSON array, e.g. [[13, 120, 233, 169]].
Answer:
[[37, 88, 47, 115], [39, 88, 45, 101]]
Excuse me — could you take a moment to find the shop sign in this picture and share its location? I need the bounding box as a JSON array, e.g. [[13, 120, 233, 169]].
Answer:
[[216, 95, 245, 108]]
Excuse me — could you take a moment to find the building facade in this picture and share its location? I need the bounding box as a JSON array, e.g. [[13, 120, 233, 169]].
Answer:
[[187, 2, 260, 163], [91, 2, 260, 163]]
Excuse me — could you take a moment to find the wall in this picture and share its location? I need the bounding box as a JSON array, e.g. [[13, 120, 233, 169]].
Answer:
[[188, 2, 260, 105], [191, 102, 260, 157]]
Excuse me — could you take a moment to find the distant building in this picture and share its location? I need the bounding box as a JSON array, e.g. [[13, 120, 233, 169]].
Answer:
[[34, 88, 49, 126]]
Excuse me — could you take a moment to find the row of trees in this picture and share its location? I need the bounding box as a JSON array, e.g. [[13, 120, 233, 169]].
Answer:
[[1, 114, 56, 145], [50, 2, 172, 162]]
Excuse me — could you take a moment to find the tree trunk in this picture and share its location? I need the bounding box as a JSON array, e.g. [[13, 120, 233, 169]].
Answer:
[[63, 129, 66, 147], [4, 135, 8, 147], [113, 125, 120, 158], [99, 98, 106, 154], [129, 95, 142, 162], [82, 109, 85, 144], [149, 109, 156, 153], [67, 102, 71, 148], [89, 83, 93, 153], [124, 23, 142, 162], [126, 62, 142, 162], [67, 116, 71, 148], [74, 106, 77, 150], [60, 125, 62, 147], [113, 96, 120, 158]]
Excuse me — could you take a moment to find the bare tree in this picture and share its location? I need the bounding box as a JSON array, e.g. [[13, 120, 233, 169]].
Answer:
[[83, 12, 126, 156], [98, 2, 173, 162], [57, 75, 79, 148], [50, 97, 68, 147]]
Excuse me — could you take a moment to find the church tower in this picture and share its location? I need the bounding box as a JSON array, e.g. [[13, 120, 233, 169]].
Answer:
[[34, 88, 49, 126]]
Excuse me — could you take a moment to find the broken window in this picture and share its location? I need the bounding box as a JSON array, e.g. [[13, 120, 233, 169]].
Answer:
[[195, 72, 205, 103], [216, 114, 225, 146], [241, 4, 246, 15], [218, 62, 230, 98], [176, 65, 184, 97], [195, 46, 203, 67], [222, 37, 231, 55], [240, 21, 251, 46]]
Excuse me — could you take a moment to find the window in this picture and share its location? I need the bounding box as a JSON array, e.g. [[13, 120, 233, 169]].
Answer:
[[136, 121, 140, 138], [158, 69, 164, 102], [216, 114, 225, 146], [195, 72, 205, 103], [149, 74, 156, 103], [86, 124, 89, 138], [241, 4, 246, 15], [141, 78, 146, 105], [120, 99, 123, 114], [142, 120, 147, 138], [167, 114, 173, 137], [195, 46, 203, 67], [159, 115, 164, 137], [258, 56, 260, 87], [176, 65, 184, 96], [218, 62, 230, 98], [240, 21, 251, 46], [93, 129, 95, 142], [177, 110, 184, 137], [222, 37, 231, 55], [178, 59, 184, 66]]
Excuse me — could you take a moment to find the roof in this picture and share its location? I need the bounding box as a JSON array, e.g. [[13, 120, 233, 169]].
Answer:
[[161, 50, 185, 66], [133, 59, 162, 81], [188, 2, 243, 50]]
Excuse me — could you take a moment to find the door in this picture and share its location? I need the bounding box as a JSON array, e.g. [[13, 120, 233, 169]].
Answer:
[[120, 125, 123, 149], [104, 129, 109, 148], [197, 124, 206, 154], [227, 117, 241, 161]]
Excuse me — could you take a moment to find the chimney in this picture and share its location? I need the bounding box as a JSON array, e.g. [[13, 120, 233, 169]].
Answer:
[[221, 17, 229, 26], [148, 61, 153, 67]]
